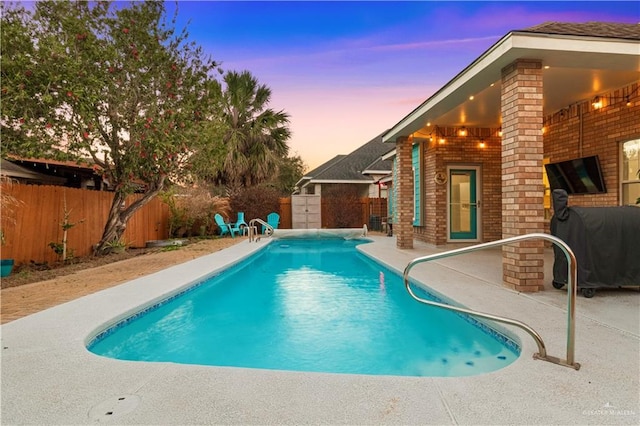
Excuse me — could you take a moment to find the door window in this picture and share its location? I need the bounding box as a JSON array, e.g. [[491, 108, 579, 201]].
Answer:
[[449, 168, 478, 240]]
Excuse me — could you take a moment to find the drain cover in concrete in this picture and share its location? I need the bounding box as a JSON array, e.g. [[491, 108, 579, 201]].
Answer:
[[88, 394, 140, 421]]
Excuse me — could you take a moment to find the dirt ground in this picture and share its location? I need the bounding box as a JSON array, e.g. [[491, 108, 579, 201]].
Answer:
[[0, 237, 243, 324]]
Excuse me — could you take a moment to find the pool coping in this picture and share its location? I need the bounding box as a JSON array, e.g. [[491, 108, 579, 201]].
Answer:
[[1, 236, 639, 425]]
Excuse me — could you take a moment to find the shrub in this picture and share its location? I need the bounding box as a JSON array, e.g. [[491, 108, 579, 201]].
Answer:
[[229, 186, 281, 225], [1, 176, 22, 246], [163, 186, 230, 237]]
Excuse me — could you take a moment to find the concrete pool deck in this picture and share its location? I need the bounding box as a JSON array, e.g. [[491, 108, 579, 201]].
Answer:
[[1, 235, 638, 425]]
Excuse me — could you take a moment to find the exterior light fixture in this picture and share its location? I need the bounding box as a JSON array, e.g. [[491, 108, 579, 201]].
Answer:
[[458, 127, 467, 137], [469, 95, 474, 100], [497, 127, 503, 137], [592, 96, 603, 110], [478, 140, 486, 149], [430, 125, 446, 144]]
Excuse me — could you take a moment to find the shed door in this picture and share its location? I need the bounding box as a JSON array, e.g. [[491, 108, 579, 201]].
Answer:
[[292, 195, 321, 229]]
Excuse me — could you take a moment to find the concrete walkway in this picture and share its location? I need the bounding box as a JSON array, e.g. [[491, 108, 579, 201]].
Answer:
[[1, 236, 638, 425]]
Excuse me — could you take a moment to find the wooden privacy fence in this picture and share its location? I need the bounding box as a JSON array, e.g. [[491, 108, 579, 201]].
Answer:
[[278, 197, 387, 230], [363, 197, 388, 231], [278, 197, 292, 229], [0, 187, 386, 266], [1, 184, 170, 267]]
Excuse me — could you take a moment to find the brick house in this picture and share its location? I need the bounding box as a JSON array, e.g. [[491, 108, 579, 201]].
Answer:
[[382, 22, 640, 292]]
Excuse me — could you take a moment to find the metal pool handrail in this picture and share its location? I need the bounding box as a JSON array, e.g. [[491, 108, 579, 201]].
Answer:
[[403, 233, 580, 370], [248, 218, 273, 242]]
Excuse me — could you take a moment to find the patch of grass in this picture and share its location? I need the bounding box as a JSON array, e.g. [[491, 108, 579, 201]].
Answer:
[[12, 269, 33, 280]]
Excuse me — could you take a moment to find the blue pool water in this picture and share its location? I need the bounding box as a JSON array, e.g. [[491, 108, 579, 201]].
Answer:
[[89, 239, 519, 376]]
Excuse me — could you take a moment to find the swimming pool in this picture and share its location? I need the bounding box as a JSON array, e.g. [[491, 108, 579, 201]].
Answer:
[[89, 239, 519, 376]]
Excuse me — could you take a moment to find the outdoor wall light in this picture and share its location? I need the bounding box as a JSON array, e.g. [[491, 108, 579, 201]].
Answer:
[[429, 125, 446, 145], [592, 96, 603, 110], [458, 127, 467, 137], [478, 140, 486, 149], [497, 127, 503, 137]]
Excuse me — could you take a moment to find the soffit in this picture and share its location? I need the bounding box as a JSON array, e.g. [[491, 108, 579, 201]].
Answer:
[[383, 32, 640, 142]]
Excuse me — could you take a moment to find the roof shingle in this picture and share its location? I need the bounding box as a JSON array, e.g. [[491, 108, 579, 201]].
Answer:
[[302, 131, 393, 182], [523, 22, 640, 40]]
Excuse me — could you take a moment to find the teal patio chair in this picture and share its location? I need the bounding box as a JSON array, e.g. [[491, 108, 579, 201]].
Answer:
[[214, 213, 240, 238], [262, 212, 280, 234], [234, 212, 248, 234]]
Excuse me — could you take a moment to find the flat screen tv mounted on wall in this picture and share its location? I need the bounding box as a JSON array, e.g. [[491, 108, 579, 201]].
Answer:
[[544, 155, 607, 194]]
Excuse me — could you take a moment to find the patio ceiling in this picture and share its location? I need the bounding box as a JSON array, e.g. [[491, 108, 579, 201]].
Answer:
[[383, 30, 640, 142]]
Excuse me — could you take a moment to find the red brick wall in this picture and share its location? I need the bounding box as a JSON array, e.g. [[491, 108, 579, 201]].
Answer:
[[543, 82, 640, 210], [395, 137, 414, 249], [413, 127, 502, 245], [500, 59, 545, 292]]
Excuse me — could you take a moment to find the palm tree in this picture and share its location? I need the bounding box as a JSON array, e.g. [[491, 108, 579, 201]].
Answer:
[[215, 70, 291, 189]]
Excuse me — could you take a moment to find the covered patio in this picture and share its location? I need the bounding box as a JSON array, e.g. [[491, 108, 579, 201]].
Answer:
[[382, 22, 640, 291]]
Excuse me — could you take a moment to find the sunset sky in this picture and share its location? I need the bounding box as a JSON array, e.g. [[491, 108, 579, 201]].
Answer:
[[170, 1, 638, 171]]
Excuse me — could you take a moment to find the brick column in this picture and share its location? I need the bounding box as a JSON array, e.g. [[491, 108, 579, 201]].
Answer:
[[500, 60, 545, 292], [395, 137, 413, 249]]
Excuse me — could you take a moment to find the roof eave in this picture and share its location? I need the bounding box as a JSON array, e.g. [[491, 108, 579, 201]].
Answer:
[[362, 169, 392, 175], [381, 149, 396, 160], [310, 179, 375, 184], [382, 31, 515, 143], [295, 176, 312, 186], [382, 31, 640, 142]]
